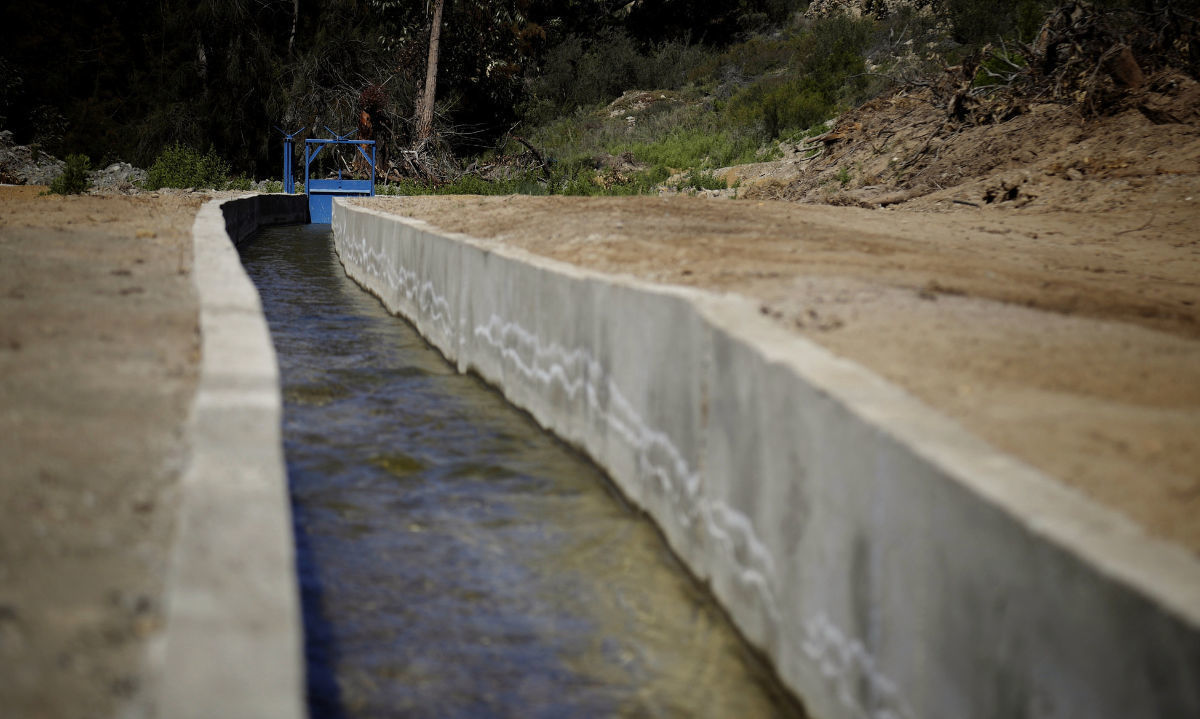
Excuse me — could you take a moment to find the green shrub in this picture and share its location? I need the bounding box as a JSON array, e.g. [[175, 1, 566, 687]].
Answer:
[[942, 0, 1052, 44], [690, 33, 797, 83], [144, 145, 231, 190], [260, 180, 285, 194], [727, 78, 836, 139], [724, 15, 872, 139], [522, 29, 717, 123], [223, 175, 254, 191], [677, 170, 728, 191], [48, 154, 92, 195]]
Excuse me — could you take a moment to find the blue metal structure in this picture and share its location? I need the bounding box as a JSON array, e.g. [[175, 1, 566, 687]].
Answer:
[[305, 127, 375, 223], [275, 126, 304, 194]]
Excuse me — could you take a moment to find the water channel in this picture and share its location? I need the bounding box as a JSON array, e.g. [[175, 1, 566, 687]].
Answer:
[[239, 224, 804, 718]]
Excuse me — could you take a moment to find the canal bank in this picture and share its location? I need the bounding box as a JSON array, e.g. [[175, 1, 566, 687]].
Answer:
[[0, 188, 204, 719], [157, 194, 309, 719], [332, 198, 1200, 719]]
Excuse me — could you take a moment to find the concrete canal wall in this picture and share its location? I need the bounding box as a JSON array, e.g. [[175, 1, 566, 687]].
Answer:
[[157, 194, 308, 719], [332, 198, 1200, 719]]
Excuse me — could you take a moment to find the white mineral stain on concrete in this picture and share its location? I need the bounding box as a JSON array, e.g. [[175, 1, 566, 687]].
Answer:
[[332, 198, 1200, 719]]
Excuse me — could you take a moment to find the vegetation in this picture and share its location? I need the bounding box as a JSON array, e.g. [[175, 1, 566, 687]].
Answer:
[[144, 145, 232, 190], [676, 170, 731, 192], [4, 0, 1193, 196], [504, 11, 886, 196], [724, 15, 873, 139], [48, 154, 91, 195], [0, 0, 805, 176]]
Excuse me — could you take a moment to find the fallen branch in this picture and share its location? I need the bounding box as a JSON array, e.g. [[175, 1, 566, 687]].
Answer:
[[512, 135, 551, 180]]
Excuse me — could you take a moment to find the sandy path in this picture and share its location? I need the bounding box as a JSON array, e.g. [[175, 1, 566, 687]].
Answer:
[[357, 193, 1200, 555], [0, 187, 202, 718]]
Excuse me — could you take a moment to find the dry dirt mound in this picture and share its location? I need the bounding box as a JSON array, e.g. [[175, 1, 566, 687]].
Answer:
[[738, 1, 1200, 212], [741, 69, 1200, 212]]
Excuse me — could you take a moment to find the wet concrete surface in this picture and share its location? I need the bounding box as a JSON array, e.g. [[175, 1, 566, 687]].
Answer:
[[240, 224, 804, 718]]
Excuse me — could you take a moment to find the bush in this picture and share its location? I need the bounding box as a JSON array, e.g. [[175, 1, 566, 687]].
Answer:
[[724, 15, 872, 139], [676, 169, 729, 191], [522, 29, 717, 123], [942, 0, 1052, 44], [144, 145, 231, 190], [727, 77, 836, 138], [48, 154, 91, 195]]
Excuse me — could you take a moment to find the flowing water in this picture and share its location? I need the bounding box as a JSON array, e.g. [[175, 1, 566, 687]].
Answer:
[[239, 224, 804, 718]]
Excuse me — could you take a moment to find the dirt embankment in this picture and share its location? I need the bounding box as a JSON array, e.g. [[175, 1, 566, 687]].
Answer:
[[358, 189, 1200, 557], [0, 187, 202, 718], [735, 70, 1200, 214]]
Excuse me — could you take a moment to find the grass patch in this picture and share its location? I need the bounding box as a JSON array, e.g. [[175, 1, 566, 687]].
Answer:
[[621, 127, 762, 171], [378, 172, 551, 197]]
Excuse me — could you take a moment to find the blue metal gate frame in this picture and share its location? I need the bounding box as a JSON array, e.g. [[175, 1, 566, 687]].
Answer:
[[304, 127, 376, 223], [274, 126, 304, 195]]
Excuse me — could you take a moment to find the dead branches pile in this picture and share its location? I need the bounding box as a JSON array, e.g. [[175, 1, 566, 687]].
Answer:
[[934, 1, 1198, 124]]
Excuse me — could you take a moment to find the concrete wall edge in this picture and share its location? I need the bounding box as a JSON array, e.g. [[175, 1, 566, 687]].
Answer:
[[332, 198, 1200, 719], [154, 194, 309, 719]]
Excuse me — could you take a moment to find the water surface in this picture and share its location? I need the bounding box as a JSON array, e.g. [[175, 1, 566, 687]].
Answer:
[[240, 224, 803, 718]]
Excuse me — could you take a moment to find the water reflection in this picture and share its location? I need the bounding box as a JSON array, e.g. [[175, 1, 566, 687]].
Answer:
[[240, 224, 803, 718]]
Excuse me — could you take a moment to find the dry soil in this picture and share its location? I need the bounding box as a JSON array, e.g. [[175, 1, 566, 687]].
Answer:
[[0, 186, 202, 719], [357, 191, 1200, 556]]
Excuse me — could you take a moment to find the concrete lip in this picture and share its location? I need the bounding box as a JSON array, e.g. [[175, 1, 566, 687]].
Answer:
[[155, 194, 308, 719], [332, 197, 1200, 719]]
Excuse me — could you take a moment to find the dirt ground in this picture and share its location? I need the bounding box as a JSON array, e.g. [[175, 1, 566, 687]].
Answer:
[[0, 186, 202, 718], [357, 187, 1200, 556], [736, 71, 1200, 213]]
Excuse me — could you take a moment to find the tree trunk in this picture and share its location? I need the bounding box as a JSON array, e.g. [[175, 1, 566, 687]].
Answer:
[[415, 0, 445, 141], [288, 0, 299, 57]]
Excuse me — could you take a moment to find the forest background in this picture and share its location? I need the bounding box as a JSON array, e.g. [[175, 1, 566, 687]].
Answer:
[[2, 0, 1193, 192]]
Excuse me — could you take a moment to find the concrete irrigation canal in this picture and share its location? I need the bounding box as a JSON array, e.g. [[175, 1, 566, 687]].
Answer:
[[238, 223, 804, 716], [153, 195, 1199, 719]]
